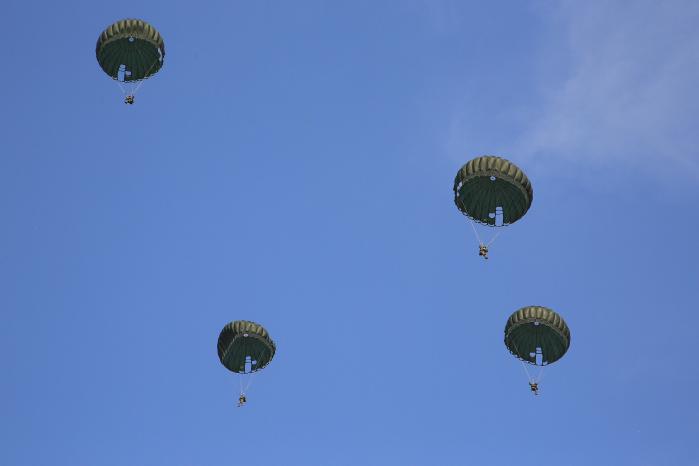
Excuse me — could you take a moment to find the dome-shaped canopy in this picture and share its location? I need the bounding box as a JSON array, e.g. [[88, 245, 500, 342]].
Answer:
[[504, 306, 570, 366], [96, 18, 165, 81], [217, 320, 276, 374], [454, 155, 533, 226]]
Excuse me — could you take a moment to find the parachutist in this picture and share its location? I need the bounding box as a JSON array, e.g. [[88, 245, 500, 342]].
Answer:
[[97, 19, 165, 103], [218, 321, 275, 409], [454, 156, 533, 262], [505, 307, 569, 396], [479, 244, 489, 259]]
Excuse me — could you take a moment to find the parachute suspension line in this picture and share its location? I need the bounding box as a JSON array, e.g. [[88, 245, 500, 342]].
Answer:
[[535, 364, 546, 384], [243, 370, 257, 393], [114, 79, 128, 95], [468, 218, 483, 245], [519, 358, 535, 382], [131, 78, 147, 95], [512, 341, 536, 383], [113, 74, 138, 103], [238, 357, 258, 395], [467, 216, 502, 257], [486, 229, 502, 247], [131, 57, 161, 96], [114, 64, 133, 95], [485, 207, 503, 247]]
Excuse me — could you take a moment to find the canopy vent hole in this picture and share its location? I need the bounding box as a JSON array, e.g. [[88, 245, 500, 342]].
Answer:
[[128, 36, 135, 42], [489, 176, 496, 181]]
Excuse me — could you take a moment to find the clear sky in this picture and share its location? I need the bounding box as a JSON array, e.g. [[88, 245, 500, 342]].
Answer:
[[2, 1, 698, 465]]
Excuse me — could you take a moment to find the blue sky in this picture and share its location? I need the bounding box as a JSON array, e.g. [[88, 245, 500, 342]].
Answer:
[[2, 1, 698, 465]]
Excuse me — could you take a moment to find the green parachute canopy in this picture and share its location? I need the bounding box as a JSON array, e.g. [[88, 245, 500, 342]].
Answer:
[[504, 306, 570, 366], [217, 320, 276, 374], [96, 19, 165, 81], [453, 155, 533, 226]]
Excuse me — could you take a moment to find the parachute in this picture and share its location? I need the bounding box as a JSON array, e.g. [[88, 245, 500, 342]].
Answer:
[[217, 320, 276, 406], [96, 19, 165, 104], [453, 155, 533, 259], [504, 306, 570, 395]]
